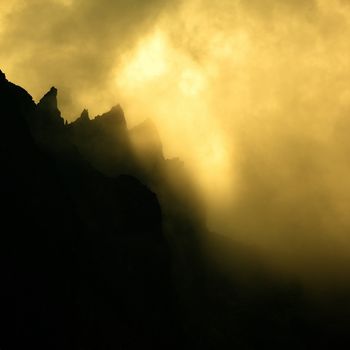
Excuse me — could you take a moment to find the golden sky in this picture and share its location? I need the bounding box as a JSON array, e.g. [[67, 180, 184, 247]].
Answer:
[[1, 0, 350, 283]]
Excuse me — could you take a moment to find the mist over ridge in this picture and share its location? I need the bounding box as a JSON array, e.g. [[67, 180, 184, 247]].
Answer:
[[2, 56, 350, 348], [2, 1, 350, 348], [1, 0, 350, 294]]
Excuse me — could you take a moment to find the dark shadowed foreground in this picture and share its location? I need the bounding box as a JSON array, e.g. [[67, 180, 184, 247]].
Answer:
[[0, 70, 349, 349]]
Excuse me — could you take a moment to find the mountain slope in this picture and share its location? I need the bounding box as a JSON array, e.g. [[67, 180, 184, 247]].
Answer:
[[0, 70, 176, 350]]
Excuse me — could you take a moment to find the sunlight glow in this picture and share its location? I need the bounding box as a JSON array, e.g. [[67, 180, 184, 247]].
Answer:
[[117, 31, 169, 88]]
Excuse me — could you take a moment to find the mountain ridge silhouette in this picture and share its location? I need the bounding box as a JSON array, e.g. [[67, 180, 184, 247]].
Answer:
[[1, 69, 350, 350], [0, 69, 178, 349]]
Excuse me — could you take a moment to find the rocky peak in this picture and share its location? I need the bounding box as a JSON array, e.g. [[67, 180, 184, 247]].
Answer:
[[130, 118, 164, 165], [36, 86, 64, 128], [71, 109, 90, 127], [94, 104, 126, 129], [80, 109, 89, 121], [132, 118, 159, 136], [38, 87, 58, 110], [0, 69, 6, 82]]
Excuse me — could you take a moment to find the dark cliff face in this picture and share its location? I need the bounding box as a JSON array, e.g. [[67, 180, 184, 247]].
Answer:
[[2, 69, 350, 350], [0, 69, 218, 350], [67, 104, 135, 176], [0, 70, 175, 350], [37, 86, 64, 127]]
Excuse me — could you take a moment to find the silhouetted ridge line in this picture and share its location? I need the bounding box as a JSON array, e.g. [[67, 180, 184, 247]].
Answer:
[[0, 70, 177, 349], [1, 69, 343, 350], [0, 69, 6, 81], [36, 86, 64, 127]]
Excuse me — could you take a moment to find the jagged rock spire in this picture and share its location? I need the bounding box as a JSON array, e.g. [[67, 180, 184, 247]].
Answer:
[[80, 109, 89, 121], [130, 118, 164, 163], [70, 108, 90, 127], [94, 104, 126, 128], [104, 104, 125, 121], [0, 69, 6, 82], [110, 104, 124, 115], [38, 87, 58, 111], [36, 86, 64, 128]]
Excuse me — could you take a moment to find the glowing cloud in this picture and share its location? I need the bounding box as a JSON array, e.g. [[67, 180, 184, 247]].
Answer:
[[2, 0, 350, 281]]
